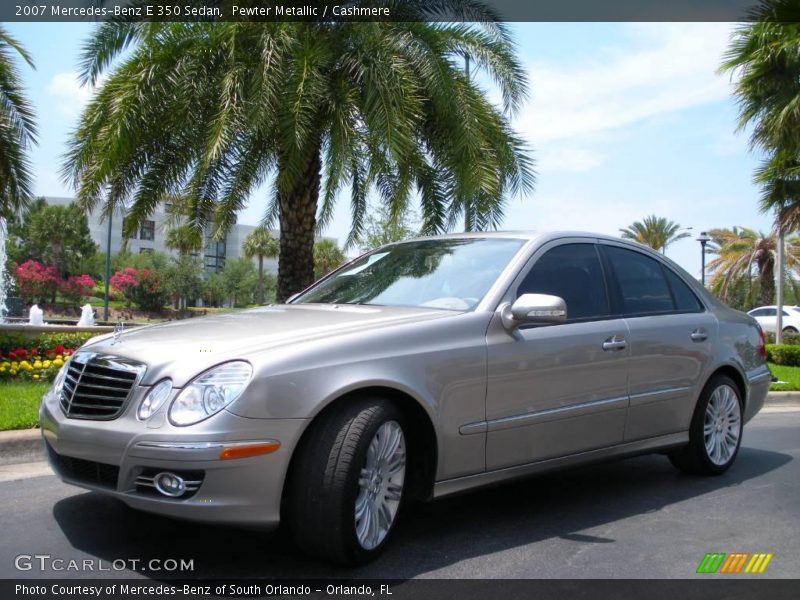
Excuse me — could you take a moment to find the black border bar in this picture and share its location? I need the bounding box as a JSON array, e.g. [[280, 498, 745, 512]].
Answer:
[[1, 0, 789, 23]]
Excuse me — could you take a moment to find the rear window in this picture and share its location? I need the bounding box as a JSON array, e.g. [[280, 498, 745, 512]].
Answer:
[[664, 268, 703, 312], [604, 246, 674, 315]]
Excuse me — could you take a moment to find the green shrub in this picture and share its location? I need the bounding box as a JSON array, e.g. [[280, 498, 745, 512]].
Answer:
[[0, 331, 98, 355], [764, 331, 800, 345], [765, 344, 800, 366]]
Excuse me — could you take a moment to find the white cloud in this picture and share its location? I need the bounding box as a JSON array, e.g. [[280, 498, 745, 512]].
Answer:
[[536, 146, 606, 172], [519, 23, 736, 144], [46, 71, 95, 117]]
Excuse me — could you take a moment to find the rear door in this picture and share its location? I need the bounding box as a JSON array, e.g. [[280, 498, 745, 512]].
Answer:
[[599, 242, 716, 441]]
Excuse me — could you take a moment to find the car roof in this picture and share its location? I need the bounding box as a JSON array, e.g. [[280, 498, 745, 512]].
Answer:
[[405, 230, 647, 245], [749, 305, 800, 310]]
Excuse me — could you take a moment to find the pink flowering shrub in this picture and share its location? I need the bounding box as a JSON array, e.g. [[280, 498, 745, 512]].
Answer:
[[110, 267, 168, 310], [60, 274, 97, 303], [15, 260, 60, 304]]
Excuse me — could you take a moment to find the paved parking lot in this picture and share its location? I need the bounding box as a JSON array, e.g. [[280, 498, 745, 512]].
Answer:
[[1, 408, 797, 579]]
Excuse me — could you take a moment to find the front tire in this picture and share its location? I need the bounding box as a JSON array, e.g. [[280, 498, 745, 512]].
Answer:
[[288, 398, 407, 565], [669, 374, 743, 475]]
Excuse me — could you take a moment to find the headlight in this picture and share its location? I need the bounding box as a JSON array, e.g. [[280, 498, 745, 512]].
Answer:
[[168, 361, 252, 426], [50, 362, 69, 400], [138, 379, 173, 420]]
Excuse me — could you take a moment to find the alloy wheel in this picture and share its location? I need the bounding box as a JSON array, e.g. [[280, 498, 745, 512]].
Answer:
[[703, 384, 742, 466], [354, 420, 406, 550]]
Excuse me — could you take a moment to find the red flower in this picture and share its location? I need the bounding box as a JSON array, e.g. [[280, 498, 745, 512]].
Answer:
[[54, 344, 66, 355], [7, 351, 16, 360], [14, 259, 61, 304], [31, 348, 38, 357]]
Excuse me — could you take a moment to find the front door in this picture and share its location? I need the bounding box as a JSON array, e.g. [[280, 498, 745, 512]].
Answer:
[[485, 242, 630, 470]]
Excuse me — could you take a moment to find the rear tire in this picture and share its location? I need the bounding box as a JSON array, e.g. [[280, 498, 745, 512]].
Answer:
[[288, 397, 407, 565], [669, 374, 743, 475], [783, 326, 798, 334]]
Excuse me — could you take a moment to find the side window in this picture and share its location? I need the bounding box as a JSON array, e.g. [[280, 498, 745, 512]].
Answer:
[[764, 308, 777, 317], [604, 246, 674, 315], [664, 268, 703, 312], [749, 308, 766, 317], [517, 243, 610, 322]]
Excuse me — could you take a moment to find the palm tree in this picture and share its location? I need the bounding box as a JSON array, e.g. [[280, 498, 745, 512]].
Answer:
[[706, 227, 800, 307], [242, 227, 279, 304], [619, 215, 691, 253], [720, 2, 800, 317], [63, 7, 534, 302], [314, 239, 346, 278], [721, 4, 800, 156], [165, 224, 204, 257], [0, 27, 36, 318], [0, 26, 36, 218]]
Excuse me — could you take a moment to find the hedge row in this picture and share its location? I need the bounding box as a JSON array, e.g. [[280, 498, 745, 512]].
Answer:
[[0, 332, 97, 356], [764, 331, 800, 345], [765, 344, 800, 367]]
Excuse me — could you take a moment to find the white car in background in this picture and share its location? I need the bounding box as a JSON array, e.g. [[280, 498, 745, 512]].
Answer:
[[747, 305, 800, 333]]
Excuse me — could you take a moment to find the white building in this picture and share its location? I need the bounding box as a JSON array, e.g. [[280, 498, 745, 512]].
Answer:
[[45, 196, 279, 275]]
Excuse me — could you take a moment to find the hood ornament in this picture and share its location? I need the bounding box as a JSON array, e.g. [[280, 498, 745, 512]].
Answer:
[[112, 321, 124, 345]]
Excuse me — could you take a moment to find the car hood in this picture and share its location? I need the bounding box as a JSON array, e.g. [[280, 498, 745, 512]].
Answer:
[[81, 304, 455, 385]]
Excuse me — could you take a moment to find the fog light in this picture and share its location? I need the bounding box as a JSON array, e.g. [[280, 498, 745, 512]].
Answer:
[[153, 472, 186, 497]]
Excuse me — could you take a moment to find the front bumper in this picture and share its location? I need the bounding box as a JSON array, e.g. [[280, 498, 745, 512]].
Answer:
[[39, 386, 308, 528]]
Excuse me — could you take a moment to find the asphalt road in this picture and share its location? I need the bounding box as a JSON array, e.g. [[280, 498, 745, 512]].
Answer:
[[1, 409, 798, 580]]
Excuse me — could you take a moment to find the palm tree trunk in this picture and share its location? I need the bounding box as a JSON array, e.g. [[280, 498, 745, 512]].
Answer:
[[257, 255, 264, 304], [759, 259, 776, 306], [276, 146, 321, 303], [51, 241, 61, 304]]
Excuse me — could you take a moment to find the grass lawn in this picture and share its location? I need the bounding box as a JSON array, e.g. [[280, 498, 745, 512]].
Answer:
[[768, 363, 800, 391], [0, 382, 48, 431]]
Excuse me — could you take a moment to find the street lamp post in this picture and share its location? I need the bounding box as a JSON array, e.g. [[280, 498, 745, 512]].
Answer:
[[697, 231, 711, 286], [103, 212, 112, 323]]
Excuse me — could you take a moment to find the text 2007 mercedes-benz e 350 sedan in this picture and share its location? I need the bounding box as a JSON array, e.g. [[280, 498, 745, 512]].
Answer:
[[40, 232, 770, 564]]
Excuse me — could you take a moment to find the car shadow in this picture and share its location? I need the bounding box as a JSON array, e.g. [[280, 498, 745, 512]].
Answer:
[[52, 446, 791, 579]]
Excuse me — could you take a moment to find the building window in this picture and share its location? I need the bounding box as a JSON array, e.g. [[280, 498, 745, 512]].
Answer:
[[204, 238, 227, 273], [122, 216, 136, 239], [139, 220, 155, 241]]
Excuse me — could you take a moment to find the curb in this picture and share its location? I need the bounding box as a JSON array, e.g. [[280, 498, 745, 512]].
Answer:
[[764, 391, 800, 406], [0, 428, 44, 466], [1, 392, 798, 468]]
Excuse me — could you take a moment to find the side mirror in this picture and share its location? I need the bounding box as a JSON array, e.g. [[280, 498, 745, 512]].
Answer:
[[500, 293, 567, 330]]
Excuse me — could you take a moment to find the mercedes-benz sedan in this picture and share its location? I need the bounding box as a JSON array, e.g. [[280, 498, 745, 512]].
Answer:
[[40, 232, 770, 564]]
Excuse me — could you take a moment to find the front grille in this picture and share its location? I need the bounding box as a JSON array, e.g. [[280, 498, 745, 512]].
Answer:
[[60, 353, 145, 420], [46, 444, 119, 489]]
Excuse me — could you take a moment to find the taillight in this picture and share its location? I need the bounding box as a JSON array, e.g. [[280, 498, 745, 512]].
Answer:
[[758, 326, 766, 359]]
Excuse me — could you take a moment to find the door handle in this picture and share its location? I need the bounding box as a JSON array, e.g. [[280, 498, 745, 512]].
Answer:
[[602, 336, 627, 351], [690, 329, 708, 342]]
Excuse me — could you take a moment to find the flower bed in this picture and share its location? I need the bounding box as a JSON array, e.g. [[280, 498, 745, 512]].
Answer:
[[0, 345, 72, 382], [0, 331, 97, 382]]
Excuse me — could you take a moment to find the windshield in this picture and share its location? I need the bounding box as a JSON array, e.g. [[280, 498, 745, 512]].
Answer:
[[294, 238, 526, 310]]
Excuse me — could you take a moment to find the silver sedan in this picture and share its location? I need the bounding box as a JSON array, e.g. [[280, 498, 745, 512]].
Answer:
[[40, 232, 770, 565]]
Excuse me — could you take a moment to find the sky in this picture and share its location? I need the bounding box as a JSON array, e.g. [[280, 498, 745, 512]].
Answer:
[[4, 20, 776, 278]]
